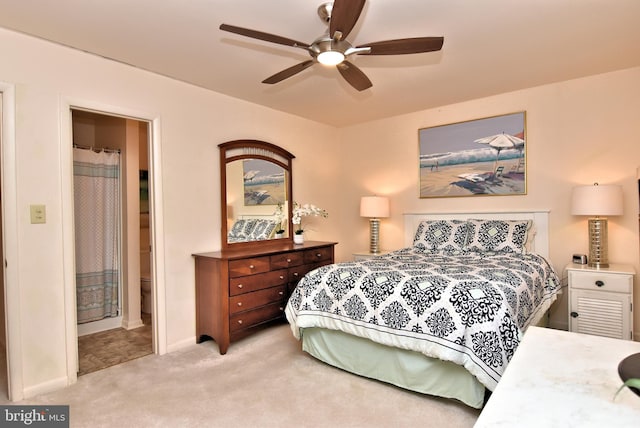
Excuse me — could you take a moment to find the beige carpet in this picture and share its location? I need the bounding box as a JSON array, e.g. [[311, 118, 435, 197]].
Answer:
[[8, 323, 480, 427]]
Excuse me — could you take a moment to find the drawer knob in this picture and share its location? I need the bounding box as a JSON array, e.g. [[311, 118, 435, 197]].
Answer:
[[249, 264, 255, 269], [570, 311, 579, 318], [286, 258, 292, 263], [237, 320, 243, 325], [316, 253, 321, 258], [237, 284, 243, 289], [279, 291, 284, 296], [279, 307, 284, 311], [293, 272, 299, 277], [237, 302, 243, 307], [280, 275, 285, 280], [595, 280, 604, 287]]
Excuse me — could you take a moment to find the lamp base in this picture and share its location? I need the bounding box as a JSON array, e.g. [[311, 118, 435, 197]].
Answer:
[[369, 218, 380, 254], [587, 217, 609, 268]]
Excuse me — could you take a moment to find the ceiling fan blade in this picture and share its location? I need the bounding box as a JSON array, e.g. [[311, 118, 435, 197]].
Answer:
[[220, 24, 310, 49], [336, 61, 372, 91], [358, 37, 444, 55], [262, 60, 315, 84], [329, 0, 366, 40]]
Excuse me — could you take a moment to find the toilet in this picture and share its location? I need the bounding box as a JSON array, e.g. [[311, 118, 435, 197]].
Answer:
[[141, 276, 152, 314]]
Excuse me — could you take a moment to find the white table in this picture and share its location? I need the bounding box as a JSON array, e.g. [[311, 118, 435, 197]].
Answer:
[[475, 326, 640, 427]]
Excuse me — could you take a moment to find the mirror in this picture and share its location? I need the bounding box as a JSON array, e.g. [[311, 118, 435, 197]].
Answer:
[[220, 140, 294, 249]]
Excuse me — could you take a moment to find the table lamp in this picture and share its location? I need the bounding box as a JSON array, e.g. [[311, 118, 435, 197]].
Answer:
[[360, 196, 390, 254], [571, 183, 623, 268]]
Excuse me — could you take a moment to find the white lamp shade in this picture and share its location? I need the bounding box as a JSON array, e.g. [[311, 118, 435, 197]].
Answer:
[[571, 184, 623, 216], [360, 196, 390, 218]]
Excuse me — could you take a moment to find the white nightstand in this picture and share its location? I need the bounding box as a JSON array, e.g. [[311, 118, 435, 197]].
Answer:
[[566, 263, 635, 340], [353, 250, 390, 261]]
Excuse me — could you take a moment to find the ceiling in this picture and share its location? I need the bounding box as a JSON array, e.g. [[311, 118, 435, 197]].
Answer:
[[1, 0, 639, 127]]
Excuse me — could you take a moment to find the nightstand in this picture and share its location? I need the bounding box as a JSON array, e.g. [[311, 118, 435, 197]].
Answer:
[[353, 250, 389, 261], [566, 263, 635, 340]]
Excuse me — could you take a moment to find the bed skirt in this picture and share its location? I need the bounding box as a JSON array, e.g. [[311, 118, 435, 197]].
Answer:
[[301, 327, 486, 408]]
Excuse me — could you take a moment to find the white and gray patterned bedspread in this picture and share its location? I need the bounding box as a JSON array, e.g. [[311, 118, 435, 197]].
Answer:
[[285, 248, 561, 391]]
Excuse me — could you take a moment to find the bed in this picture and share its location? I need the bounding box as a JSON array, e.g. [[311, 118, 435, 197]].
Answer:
[[285, 211, 561, 408]]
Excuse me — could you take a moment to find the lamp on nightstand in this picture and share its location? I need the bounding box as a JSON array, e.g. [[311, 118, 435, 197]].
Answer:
[[571, 183, 623, 268], [360, 196, 389, 254]]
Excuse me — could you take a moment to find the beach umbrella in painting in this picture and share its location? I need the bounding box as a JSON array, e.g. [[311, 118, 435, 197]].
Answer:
[[474, 133, 525, 172]]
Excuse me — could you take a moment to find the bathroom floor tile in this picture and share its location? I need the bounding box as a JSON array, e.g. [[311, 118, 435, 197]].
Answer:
[[78, 314, 152, 376]]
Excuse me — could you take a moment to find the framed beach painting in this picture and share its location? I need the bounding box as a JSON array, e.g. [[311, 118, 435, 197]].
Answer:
[[242, 158, 286, 206], [419, 112, 527, 198]]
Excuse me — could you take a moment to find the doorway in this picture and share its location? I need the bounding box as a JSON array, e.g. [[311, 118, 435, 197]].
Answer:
[[71, 109, 153, 375]]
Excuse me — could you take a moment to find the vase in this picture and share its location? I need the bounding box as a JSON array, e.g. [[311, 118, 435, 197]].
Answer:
[[293, 233, 304, 244], [618, 352, 640, 397], [275, 232, 284, 239]]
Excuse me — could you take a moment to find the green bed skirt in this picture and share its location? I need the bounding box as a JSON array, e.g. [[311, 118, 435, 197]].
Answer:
[[301, 327, 486, 409]]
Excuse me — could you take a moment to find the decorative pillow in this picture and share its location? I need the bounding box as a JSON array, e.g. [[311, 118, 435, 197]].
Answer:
[[242, 218, 258, 236], [413, 220, 469, 253], [250, 219, 277, 240], [228, 219, 248, 241], [523, 223, 537, 253], [465, 219, 532, 254]]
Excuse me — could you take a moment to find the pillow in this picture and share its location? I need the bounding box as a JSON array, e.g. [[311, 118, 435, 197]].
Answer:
[[465, 219, 532, 254], [523, 223, 537, 253], [241, 218, 258, 236], [228, 219, 248, 240], [413, 220, 469, 253], [250, 219, 277, 240]]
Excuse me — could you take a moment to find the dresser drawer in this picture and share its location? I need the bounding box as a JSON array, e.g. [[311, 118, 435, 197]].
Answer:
[[569, 271, 632, 293], [288, 263, 319, 283], [229, 269, 287, 296], [304, 247, 333, 264], [229, 285, 286, 314], [229, 302, 285, 333], [229, 257, 271, 277], [270, 252, 304, 269]]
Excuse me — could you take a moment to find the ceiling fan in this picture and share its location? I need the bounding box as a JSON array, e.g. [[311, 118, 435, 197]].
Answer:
[[219, 0, 444, 91]]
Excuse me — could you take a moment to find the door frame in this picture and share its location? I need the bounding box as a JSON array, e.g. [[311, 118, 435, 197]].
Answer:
[[1, 82, 23, 401], [60, 98, 168, 385]]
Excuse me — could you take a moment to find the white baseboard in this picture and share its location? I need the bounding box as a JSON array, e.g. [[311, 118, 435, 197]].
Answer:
[[77, 316, 123, 336], [166, 336, 196, 353], [22, 376, 69, 400], [122, 317, 144, 330]]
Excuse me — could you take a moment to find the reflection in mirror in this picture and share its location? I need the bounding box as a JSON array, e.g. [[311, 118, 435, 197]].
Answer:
[[226, 159, 288, 242], [220, 140, 294, 249]]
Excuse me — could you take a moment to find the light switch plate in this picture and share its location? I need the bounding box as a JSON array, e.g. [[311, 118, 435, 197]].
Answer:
[[30, 204, 46, 224]]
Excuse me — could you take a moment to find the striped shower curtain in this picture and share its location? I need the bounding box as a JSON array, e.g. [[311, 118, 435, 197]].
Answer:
[[73, 147, 121, 324]]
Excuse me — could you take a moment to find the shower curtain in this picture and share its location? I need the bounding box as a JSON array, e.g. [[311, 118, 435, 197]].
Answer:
[[73, 147, 121, 324]]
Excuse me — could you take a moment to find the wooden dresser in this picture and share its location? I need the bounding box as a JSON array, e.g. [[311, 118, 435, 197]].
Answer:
[[193, 241, 337, 354]]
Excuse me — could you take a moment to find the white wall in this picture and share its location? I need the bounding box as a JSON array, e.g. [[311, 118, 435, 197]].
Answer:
[[338, 66, 640, 332], [0, 27, 340, 399]]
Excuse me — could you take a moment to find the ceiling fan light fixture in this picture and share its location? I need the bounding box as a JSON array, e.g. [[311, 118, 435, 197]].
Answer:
[[317, 50, 345, 66]]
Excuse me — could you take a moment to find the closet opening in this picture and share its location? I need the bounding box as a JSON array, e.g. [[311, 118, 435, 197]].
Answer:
[[71, 109, 153, 375]]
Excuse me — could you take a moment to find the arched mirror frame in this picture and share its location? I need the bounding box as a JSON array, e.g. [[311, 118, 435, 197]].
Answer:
[[220, 139, 295, 250]]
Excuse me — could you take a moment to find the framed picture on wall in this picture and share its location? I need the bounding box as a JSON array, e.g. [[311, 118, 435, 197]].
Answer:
[[242, 159, 286, 206], [418, 111, 527, 198]]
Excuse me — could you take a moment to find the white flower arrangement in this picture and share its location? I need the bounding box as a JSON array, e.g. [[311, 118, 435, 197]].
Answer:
[[292, 202, 328, 235], [273, 203, 286, 234]]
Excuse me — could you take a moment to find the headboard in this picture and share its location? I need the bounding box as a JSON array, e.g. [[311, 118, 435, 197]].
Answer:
[[403, 211, 550, 259], [238, 213, 277, 220]]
